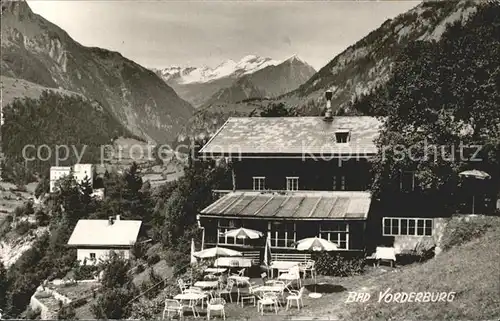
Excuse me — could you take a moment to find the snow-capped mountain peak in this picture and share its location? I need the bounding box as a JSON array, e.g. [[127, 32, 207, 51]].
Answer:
[[155, 55, 287, 85], [284, 54, 307, 64]]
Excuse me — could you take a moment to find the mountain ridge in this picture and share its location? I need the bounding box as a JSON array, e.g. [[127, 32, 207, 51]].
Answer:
[[153, 54, 315, 108], [1, 0, 194, 143]]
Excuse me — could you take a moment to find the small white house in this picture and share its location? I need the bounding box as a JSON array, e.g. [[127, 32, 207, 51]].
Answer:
[[67, 215, 142, 265]]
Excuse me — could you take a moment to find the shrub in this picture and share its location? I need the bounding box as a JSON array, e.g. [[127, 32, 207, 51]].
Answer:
[[57, 301, 77, 320], [147, 254, 160, 266], [315, 253, 365, 277], [135, 263, 145, 274], [440, 216, 494, 251], [130, 299, 163, 319], [35, 209, 50, 226], [90, 287, 136, 319], [131, 241, 147, 260], [73, 265, 97, 281], [15, 220, 32, 235]]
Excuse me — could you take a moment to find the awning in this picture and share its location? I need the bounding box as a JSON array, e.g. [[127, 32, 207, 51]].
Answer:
[[200, 191, 371, 220]]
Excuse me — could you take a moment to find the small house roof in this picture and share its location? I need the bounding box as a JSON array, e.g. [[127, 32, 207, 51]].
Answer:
[[67, 219, 142, 247], [198, 116, 383, 157], [200, 191, 372, 220]]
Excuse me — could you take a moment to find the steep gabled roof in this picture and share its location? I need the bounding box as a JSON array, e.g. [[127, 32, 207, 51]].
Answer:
[[198, 116, 383, 158], [67, 219, 142, 247]]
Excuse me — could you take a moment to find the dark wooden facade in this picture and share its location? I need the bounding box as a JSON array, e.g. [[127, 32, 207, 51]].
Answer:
[[231, 158, 372, 191]]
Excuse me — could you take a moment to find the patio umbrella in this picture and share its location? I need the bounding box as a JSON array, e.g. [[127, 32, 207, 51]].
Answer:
[[459, 170, 491, 214], [296, 237, 338, 298], [459, 170, 491, 180], [193, 246, 242, 259], [296, 237, 338, 252], [223, 227, 263, 239], [263, 236, 272, 267]]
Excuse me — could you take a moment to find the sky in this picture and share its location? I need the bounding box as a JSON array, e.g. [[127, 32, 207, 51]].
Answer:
[[27, 0, 419, 71]]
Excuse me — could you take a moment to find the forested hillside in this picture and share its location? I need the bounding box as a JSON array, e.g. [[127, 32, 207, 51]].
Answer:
[[1, 91, 136, 183], [351, 2, 500, 212]]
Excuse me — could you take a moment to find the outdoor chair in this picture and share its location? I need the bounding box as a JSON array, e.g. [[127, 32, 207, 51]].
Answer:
[[303, 260, 316, 280], [218, 279, 235, 303], [207, 298, 226, 320], [237, 285, 258, 307], [162, 299, 183, 320], [286, 287, 305, 310], [178, 279, 191, 293], [257, 292, 279, 315], [232, 268, 245, 277], [260, 272, 268, 284], [204, 274, 217, 280], [231, 268, 247, 286], [278, 266, 301, 287], [182, 299, 199, 318]]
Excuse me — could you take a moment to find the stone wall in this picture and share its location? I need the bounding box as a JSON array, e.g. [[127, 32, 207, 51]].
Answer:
[[29, 285, 72, 320], [393, 218, 449, 255]]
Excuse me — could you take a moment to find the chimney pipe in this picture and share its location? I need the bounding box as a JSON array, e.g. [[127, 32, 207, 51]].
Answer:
[[116, 215, 120, 221], [108, 216, 114, 225], [324, 90, 333, 122]]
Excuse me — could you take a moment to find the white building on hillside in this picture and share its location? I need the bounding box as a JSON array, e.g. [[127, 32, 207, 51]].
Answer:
[[67, 215, 142, 265], [49, 163, 94, 192], [49, 166, 72, 192], [74, 163, 94, 184]]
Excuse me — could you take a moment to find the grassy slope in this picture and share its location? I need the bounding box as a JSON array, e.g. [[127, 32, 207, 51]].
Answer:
[[339, 217, 500, 321]]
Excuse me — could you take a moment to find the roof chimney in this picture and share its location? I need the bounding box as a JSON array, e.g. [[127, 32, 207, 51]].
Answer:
[[116, 215, 120, 221], [324, 90, 333, 122], [108, 216, 114, 225]]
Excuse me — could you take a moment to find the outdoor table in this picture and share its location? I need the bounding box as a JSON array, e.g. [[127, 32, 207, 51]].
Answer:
[[214, 257, 252, 268], [174, 292, 208, 311], [252, 285, 285, 294], [269, 261, 299, 278], [227, 275, 250, 285], [194, 280, 219, 289], [204, 267, 227, 274]]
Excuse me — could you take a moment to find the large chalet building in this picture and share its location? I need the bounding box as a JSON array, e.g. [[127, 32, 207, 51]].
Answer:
[[196, 92, 404, 260]]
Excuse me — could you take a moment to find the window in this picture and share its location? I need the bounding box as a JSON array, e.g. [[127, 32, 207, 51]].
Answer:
[[383, 217, 433, 236], [286, 177, 299, 191], [218, 219, 245, 245], [335, 130, 350, 143], [400, 171, 416, 191], [333, 175, 346, 191], [270, 222, 296, 248], [253, 177, 266, 191], [89, 253, 96, 260], [319, 222, 349, 249]]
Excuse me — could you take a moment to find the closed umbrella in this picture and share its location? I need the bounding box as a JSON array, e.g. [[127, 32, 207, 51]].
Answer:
[[459, 170, 491, 214], [296, 237, 338, 298], [190, 238, 197, 265], [263, 237, 272, 267], [223, 227, 263, 239]]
